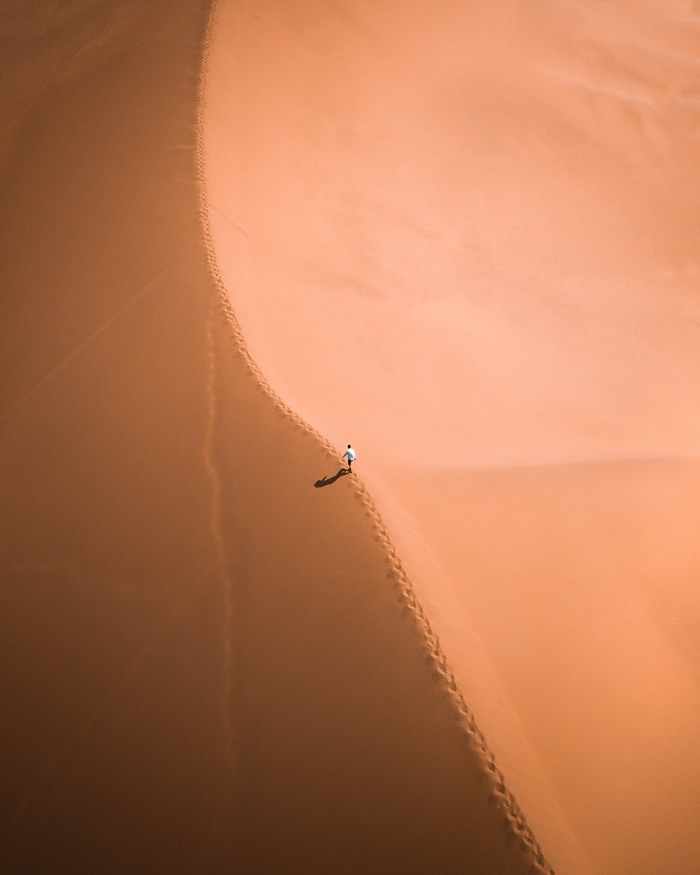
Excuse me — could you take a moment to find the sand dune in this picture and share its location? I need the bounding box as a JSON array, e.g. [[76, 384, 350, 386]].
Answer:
[[204, 1, 700, 873], [4, 0, 699, 871], [2, 2, 546, 872]]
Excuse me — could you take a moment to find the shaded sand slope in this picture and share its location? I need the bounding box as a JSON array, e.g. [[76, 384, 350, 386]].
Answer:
[[1, 3, 231, 870], [204, 1, 700, 872], [1, 2, 543, 872]]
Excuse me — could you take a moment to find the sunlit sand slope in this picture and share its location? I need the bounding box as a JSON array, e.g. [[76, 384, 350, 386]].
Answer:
[[1, 2, 544, 872], [204, 1, 700, 873]]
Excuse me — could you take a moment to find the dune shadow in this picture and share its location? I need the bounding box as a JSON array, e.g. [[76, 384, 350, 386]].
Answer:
[[314, 468, 350, 488]]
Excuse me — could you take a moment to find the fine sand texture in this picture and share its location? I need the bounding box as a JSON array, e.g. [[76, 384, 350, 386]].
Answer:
[[204, 1, 700, 873], [2, 2, 545, 873]]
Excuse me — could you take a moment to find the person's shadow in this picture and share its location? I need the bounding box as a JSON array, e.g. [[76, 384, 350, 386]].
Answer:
[[314, 468, 350, 488]]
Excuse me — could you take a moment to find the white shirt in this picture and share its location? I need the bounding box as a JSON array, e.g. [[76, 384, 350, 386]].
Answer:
[[343, 447, 357, 461]]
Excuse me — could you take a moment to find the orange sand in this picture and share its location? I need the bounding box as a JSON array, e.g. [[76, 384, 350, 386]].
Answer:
[[2, 2, 544, 873], [204, 1, 700, 873]]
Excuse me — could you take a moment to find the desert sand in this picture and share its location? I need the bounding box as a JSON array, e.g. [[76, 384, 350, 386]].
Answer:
[[2, 1, 543, 873], [204, 1, 700, 873], [3, 0, 699, 873]]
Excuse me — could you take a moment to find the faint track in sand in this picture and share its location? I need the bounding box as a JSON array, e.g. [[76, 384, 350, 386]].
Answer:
[[196, 2, 554, 871], [203, 302, 239, 779]]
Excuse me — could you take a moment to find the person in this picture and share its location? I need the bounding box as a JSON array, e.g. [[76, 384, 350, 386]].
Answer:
[[342, 444, 357, 472]]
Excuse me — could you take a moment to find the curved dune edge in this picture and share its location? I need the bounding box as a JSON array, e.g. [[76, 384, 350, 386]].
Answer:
[[0, 2, 550, 870], [196, 2, 551, 872], [197, 3, 700, 872]]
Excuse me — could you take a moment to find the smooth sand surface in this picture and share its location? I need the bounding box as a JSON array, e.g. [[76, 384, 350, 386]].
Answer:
[[2, 2, 544, 873], [204, 1, 700, 873]]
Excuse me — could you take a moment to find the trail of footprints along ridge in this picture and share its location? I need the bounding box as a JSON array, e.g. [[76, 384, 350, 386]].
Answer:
[[195, 2, 553, 871]]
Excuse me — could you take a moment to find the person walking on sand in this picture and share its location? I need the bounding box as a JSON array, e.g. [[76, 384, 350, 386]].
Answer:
[[342, 444, 357, 472]]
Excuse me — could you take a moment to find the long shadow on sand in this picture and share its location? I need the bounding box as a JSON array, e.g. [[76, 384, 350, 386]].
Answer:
[[314, 468, 350, 488]]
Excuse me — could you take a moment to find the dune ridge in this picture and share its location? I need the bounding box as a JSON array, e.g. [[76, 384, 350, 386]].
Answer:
[[202, 1, 700, 871], [1, 1, 558, 871], [18, 0, 700, 871], [197, 3, 551, 870]]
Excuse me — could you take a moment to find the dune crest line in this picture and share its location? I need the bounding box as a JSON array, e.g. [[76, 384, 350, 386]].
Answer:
[[195, 2, 553, 871]]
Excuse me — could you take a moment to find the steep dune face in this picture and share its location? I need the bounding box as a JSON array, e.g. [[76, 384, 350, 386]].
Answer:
[[205, 0, 700, 469], [1, 2, 228, 869], [204, 1, 700, 873], [1, 2, 543, 873]]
